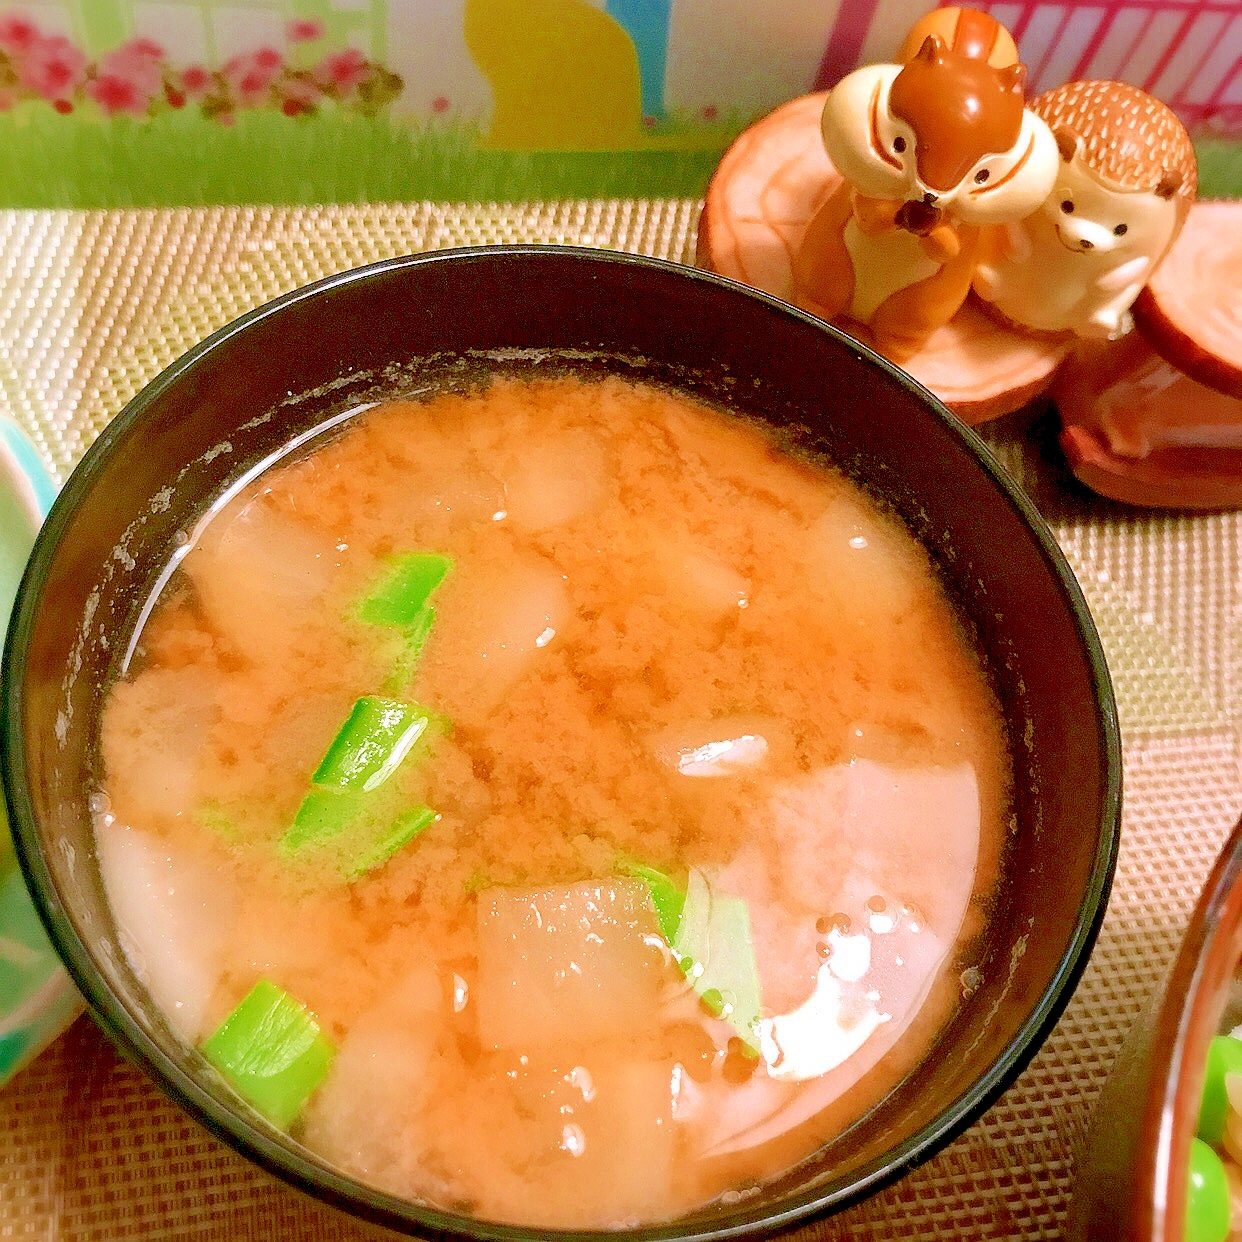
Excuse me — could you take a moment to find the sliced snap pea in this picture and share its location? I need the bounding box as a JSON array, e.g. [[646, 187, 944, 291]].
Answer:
[[201, 979, 335, 1129], [312, 696, 433, 792], [359, 553, 452, 628], [1200, 1034, 1242, 1144]]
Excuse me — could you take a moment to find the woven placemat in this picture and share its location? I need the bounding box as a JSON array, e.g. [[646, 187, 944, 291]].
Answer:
[[2, 202, 1240, 1241]]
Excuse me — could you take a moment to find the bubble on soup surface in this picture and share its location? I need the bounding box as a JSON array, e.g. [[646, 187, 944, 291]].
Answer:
[[95, 819, 235, 1041]]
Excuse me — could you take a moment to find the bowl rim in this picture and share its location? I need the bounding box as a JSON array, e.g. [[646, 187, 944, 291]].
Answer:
[[1138, 815, 1242, 1242], [1, 244, 1123, 1240]]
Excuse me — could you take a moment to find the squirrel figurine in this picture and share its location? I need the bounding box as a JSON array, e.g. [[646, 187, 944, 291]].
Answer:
[[791, 8, 1058, 362], [972, 79, 1198, 340]]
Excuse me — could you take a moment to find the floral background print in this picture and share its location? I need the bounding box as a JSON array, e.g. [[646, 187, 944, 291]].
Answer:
[[0, 0, 1233, 213], [0, 13, 402, 121]]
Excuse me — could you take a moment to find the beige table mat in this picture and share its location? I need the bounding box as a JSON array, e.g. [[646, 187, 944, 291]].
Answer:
[[1, 202, 1239, 1241]]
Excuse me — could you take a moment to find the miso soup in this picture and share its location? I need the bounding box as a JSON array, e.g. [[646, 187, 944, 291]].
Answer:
[[93, 375, 1010, 1229]]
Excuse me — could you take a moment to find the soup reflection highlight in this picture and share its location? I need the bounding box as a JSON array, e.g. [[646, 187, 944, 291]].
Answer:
[[92, 376, 1009, 1229]]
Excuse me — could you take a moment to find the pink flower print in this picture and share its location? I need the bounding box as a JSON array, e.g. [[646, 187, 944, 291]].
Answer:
[[18, 33, 86, 103], [702, 104, 718, 122], [178, 64, 212, 99], [98, 39, 163, 98], [0, 14, 38, 54], [86, 73, 151, 116], [222, 49, 281, 105], [431, 94, 449, 113], [277, 73, 319, 116], [287, 18, 324, 43], [315, 47, 367, 93], [122, 36, 164, 59]]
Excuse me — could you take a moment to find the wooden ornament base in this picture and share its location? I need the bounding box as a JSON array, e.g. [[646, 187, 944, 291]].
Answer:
[[696, 93, 1071, 426]]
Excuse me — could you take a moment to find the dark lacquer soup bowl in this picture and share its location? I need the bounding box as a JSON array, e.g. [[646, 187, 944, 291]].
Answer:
[[1, 247, 1121, 1240], [1072, 814, 1242, 1242]]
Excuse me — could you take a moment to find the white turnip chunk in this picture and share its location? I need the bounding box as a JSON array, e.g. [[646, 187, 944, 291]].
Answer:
[[100, 666, 218, 828], [96, 819, 234, 1041], [651, 714, 788, 779], [300, 966, 442, 1196], [475, 879, 669, 1049], [419, 551, 571, 724], [499, 428, 609, 533], [653, 540, 751, 619], [803, 493, 920, 620], [477, 1053, 678, 1228], [378, 421, 504, 532], [186, 493, 345, 664]]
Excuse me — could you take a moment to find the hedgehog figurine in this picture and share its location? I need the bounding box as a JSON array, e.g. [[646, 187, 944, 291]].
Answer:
[[972, 79, 1198, 340]]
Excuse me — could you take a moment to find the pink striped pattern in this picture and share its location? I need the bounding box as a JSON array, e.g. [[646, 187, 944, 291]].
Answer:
[[945, 0, 1241, 132]]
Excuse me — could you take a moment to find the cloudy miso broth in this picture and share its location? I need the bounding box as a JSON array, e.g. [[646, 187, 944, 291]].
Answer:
[[94, 375, 1009, 1229]]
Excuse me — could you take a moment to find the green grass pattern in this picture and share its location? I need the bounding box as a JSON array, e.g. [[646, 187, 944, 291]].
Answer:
[[3, 101, 1239, 208], [1195, 137, 1242, 202], [1, 102, 737, 206]]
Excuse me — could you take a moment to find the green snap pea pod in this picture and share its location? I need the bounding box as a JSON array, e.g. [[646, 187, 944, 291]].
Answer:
[[312, 696, 434, 792], [201, 979, 335, 1129], [1200, 1034, 1242, 1144], [620, 858, 762, 1053], [360, 552, 452, 628]]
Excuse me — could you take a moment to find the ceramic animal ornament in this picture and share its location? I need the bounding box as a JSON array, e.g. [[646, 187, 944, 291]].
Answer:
[[973, 79, 1198, 339], [897, 5, 1018, 67], [791, 9, 1059, 362]]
